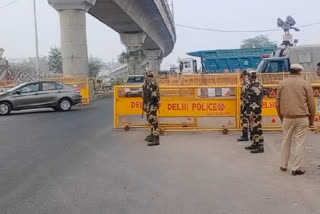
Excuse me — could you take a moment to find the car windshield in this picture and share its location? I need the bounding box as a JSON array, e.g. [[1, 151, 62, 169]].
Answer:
[[127, 76, 144, 83], [256, 60, 265, 73], [7, 83, 28, 92]]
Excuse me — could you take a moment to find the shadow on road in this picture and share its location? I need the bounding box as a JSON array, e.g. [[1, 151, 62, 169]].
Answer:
[[10, 108, 80, 116]]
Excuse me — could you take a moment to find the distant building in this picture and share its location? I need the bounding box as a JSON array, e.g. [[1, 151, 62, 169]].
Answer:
[[110, 60, 148, 80], [97, 68, 111, 79], [110, 64, 129, 80]]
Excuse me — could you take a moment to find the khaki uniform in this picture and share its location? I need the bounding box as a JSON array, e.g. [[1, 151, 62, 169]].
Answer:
[[276, 75, 315, 171]]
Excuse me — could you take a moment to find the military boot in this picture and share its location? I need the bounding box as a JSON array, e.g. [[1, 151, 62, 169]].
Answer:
[[245, 143, 259, 150], [250, 145, 264, 153], [145, 134, 154, 142], [237, 131, 249, 141], [148, 136, 160, 146]]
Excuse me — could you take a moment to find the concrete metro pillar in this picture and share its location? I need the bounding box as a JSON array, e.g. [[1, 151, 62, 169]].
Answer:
[[120, 33, 146, 74], [144, 49, 163, 74], [48, 0, 96, 76], [60, 10, 88, 76]]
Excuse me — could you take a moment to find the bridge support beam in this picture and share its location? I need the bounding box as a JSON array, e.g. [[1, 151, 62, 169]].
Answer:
[[48, 0, 96, 76], [120, 33, 146, 74], [120, 33, 146, 52], [144, 50, 162, 74]]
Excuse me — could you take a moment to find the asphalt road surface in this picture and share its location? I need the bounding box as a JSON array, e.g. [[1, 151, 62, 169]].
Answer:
[[0, 97, 320, 214]]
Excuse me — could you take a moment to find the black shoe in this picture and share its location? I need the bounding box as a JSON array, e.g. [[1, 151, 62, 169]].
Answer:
[[250, 147, 264, 153], [280, 167, 287, 172], [245, 144, 259, 150], [292, 170, 305, 176], [145, 134, 154, 142], [146, 137, 155, 143], [238, 131, 249, 141], [237, 136, 249, 142], [250, 134, 253, 141], [148, 136, 160, 146]]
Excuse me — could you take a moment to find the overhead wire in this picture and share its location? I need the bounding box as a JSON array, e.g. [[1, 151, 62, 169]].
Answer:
[[176, 22, 320, 33], [0, 0, 19, 9]]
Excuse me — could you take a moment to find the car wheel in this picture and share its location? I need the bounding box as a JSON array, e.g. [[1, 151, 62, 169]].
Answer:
[[0, 102, 12, 116], [58, 98, 72, 112]]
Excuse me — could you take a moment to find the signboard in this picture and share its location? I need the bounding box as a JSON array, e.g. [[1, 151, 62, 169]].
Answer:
[[262, 98, 319, 116], [116, 98, 237, 117], [262, 98, 278, 116]]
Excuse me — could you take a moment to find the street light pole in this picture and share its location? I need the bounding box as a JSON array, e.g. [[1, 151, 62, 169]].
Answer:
[[171, 0, 174, 21], [33, 0, 40, 73]]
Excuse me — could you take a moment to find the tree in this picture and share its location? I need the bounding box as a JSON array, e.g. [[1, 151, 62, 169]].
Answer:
[[48, 47, 104, 77], [88, 57, 105, 77], [118, 49, 145, 74], [240, 35, 277, 49], [48, 47, 63, 74]]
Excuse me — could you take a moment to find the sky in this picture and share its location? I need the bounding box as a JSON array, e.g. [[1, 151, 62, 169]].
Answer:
[[1, 0, 320, 69]]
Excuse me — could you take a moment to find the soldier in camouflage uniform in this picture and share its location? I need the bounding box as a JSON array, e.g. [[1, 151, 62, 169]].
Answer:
[[238, 70, 251, 142], [245, 70, 264, 153], [142, 71, 160, 146]]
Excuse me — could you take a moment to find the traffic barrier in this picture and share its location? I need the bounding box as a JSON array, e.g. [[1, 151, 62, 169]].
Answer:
[[114, 85, 240, 131], [0, 77, 91, 105], [44, 77, 91, 104], [115, 73, 320, 132], [0, 80, 18, 92]]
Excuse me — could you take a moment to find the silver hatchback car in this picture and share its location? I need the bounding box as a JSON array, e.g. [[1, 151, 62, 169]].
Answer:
[[0, 81, 82, 115]]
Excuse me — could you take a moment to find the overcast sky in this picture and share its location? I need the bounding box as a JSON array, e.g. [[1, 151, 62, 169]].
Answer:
[[1, 0, 320, 69]]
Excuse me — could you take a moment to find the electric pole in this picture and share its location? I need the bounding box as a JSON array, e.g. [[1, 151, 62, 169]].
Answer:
[[33, 0, 40, 73], [171, 0, 174, 21]]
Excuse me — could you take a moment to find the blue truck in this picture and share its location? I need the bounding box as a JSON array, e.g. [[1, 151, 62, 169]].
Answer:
[[187, 47, 277, 73]]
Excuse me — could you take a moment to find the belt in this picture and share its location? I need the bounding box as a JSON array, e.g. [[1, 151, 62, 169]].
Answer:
[[284, 116, 309, 119]]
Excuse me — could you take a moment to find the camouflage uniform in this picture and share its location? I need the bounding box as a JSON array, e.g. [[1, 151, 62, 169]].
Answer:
[[142, 74, 160, 144], [246, 78, 264, 153], [239, 76, 251, 141]]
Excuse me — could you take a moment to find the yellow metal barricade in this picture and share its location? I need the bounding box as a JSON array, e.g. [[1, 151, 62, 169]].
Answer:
[[114, 84, 240, 131], [0, 77, 90, 104], [0, 80, 18, 91], [115, 73, 320, 132], [44, 77, 91, 104]]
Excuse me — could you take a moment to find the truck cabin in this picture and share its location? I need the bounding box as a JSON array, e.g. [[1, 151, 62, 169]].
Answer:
[[256, 57, 290, 73]]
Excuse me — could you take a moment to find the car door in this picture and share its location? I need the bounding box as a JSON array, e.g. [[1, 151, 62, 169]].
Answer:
[[37, 82, 60, 106], [12, 83, 41, 108]]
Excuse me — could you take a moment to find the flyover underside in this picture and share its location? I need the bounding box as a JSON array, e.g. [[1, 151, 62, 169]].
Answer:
[[89, 0, 174, 56], [48, 0, 175, 76]]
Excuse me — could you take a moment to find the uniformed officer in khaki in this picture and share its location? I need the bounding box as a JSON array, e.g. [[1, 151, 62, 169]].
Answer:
[[276, 64, 315, 176]]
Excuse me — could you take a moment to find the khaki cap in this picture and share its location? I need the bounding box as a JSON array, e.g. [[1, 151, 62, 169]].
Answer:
[[290, 64, 304, 71]]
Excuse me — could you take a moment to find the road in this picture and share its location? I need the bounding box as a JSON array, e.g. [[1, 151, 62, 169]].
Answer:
[[0, 97, 320, 214]]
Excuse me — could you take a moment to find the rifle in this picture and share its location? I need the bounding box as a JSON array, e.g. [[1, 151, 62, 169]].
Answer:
[[142, 99, 148, 118]]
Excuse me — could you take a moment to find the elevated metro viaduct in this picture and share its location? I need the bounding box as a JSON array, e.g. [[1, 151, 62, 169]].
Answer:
[[48, 0, 176, 76]]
